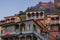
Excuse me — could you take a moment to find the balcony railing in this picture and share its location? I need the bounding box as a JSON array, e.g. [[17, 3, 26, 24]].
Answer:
[[0, 30, 49, 40], [1, 31, 18, 37]]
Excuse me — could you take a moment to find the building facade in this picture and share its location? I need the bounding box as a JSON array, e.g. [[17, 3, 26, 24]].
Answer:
[[0, 0, 60, 40], [0, 15, 22, 40], [0, 10, 60, 40]]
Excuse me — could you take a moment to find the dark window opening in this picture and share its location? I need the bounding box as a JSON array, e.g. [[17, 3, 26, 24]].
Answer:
[[36, 12, 39, 18], [56, 17, 59, 20], [51, 17, 55, 20], [20, 23, 25, 26], [7, 19, 10, 21], [20, 36, 25, 40], [27, 35, 31, 40], [1, 30, 3, 33], [20, 23, 25, 32], [15, 24, 19, 29], [28, 13, 31, 18], [33, 36, 37, 40], [32, 13, 35, 17], [11, 18, 15, 20], [40, 12, 43, 16]]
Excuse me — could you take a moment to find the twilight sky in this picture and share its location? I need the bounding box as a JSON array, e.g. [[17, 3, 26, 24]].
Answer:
[[0, 0, 54, 20]]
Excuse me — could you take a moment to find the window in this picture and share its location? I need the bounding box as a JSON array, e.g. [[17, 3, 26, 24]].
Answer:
[[51, 17, 55, 20], [36, 12, 39, 18], [1, 30, 3, 34], [33, 36, 37, 40], [40, 12, 43, 16], [5, 26, 15, 32], [20, 23, 25, 32], [28, 13, 31, 18], [11, 18, 15, 20], [7, 19, 10, 21], [20, 36, 25, 40], [15, 24, 19, 30], [27, 35, 31, 40], [32, 13, 35, 17], [56, 17, 59, 20]]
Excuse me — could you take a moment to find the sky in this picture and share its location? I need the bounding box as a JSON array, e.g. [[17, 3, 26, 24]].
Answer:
[[0, 0, 54, 20]]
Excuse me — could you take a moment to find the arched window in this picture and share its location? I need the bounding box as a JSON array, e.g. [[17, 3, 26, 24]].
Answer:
[[11, 18, 15, 22], [11, 18, 15, 20], [15, 24, 19, 31], [26, 35, 31, 40], [20, 36, 25, 40], [28, 13, 31, 18], [40, 12, 43, 16], [32, 13, 35, 17], [36, 12, 39, 18], [51, 17, 55, 20], [33, 36, 37, 40], [20, 23, 25, 32], [15, 37, 19, 40], [7, 19, 10, 21]]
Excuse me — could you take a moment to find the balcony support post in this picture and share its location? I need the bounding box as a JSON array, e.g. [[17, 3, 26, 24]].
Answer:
[[19, 23, 20, 32]]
